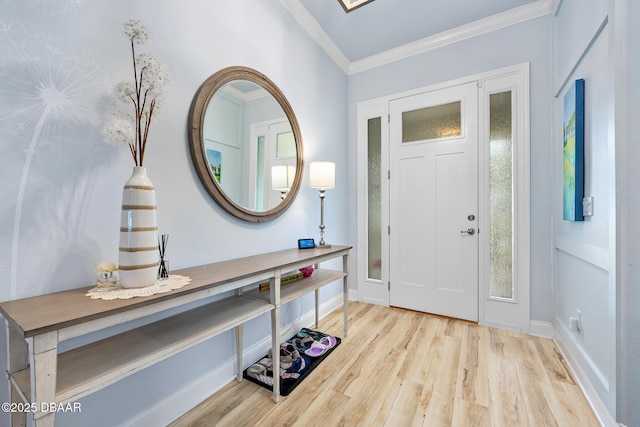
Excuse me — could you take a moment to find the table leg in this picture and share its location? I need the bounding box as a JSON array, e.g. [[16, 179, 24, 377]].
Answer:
[[314, 289, 320, 328], [270, 271, 281, 403], [7, 321, 28, 427], [235, 325, 243, 382], [28, 331, 58, 427], [343, 253, 350, 337]]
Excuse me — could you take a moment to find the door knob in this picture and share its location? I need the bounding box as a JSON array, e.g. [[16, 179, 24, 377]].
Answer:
[[460, 228, 475, 235]]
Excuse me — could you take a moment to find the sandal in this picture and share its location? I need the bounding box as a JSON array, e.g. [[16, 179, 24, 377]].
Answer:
[[257, 357, 273, 369], [286, 356, 307, 373], [291, 337, 313, 353], [280, 372, 300, 380], [282, 342, 301, 360], [298, 328, 327, 341], [319, 335, 337, 349], [246, 363, 267, 379], [268, 346, 295, 369], [303, 335, 337, 357]]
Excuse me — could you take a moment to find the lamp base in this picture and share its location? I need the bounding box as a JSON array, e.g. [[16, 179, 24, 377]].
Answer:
[[316, 243, 332, 249]]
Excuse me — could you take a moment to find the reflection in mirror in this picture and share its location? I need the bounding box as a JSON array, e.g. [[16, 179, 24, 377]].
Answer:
[[204, 80, 296, 211], [271, 165, 296, 200], [189, 66, 303, 222]]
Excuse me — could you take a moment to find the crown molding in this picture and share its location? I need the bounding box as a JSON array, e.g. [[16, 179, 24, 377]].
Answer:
[[280, 0, 351, 73], [349, 0, 554, 74], [553, 0, 564, 17], [282, 0, 554, 76]]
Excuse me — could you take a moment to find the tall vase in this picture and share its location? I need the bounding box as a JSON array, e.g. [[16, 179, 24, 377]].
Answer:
[[118, 166, 159, 288]]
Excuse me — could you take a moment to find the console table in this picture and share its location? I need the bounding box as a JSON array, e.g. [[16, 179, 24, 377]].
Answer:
[[0, 245, 351, 427]]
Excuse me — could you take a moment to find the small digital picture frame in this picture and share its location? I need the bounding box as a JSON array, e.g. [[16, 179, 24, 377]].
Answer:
[[298, 238, 315, 249]]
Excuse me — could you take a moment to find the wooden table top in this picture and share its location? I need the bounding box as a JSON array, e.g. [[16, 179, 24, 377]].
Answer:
[[0, 245, 351, 338]]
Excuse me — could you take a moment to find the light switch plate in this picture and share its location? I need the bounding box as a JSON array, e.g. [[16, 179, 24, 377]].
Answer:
[[583, 196, 594, 216]]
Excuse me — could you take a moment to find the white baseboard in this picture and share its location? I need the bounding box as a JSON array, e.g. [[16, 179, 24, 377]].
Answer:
[[553, 329, 618, 427], [125, 293, 345, 426], [529, 320, 554, 338]]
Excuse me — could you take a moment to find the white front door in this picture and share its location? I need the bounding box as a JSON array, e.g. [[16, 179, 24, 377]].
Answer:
[[389, 82, 479, 321]]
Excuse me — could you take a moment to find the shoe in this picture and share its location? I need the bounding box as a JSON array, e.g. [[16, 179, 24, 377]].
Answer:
[[257, 357, 272, 369], [319, 335, 337, 349], [282, 342, 301, 360], [298, 328, 327, 341], [292, 337, 313, 353], [280, 372, 300, 380], [304, 335, 337, 357], [268, 346, 294, 369], [286, 356, 307, 373], [246, 363, 266, 379]]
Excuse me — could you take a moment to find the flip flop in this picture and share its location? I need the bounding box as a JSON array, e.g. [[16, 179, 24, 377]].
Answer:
[[280, 372, 300, 380], [299, 328, 327, 340], [319, 335, 337, 349], [292, 337, 313, 353], [303, 335, 338, 357], [304, 341, 327, 357], [286, 356, 307, 373]]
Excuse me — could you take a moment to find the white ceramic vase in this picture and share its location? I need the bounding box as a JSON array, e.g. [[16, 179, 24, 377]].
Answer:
[[118, 166, 159, 288]]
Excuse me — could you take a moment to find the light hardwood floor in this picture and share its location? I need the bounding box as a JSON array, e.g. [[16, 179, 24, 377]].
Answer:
[[170, 301, 600, 427]]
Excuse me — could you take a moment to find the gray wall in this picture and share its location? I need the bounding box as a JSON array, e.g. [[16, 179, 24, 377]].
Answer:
[[551, 0, 617, 417], [619, 0, 640, 423], [0, 1, 348, 425], [347, 16, 554, 322]]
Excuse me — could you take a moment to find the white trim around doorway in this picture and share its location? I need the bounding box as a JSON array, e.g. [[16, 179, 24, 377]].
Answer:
[[356, 62, 531, 333]]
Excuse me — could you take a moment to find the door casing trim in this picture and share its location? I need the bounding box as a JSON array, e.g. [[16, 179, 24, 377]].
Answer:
[[356, 62, 531, 332]]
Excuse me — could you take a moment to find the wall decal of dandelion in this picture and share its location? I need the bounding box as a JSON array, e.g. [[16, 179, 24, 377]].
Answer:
[[0, 2, 108, 299]]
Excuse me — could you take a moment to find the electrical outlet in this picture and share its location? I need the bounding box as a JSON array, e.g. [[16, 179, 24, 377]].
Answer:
[[570, 316, 579, 332], [570, 309, 582, 334], [576, 309, 582, 333]]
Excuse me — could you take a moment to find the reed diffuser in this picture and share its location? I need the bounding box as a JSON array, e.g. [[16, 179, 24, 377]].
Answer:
[[158, 233, 169, 280]]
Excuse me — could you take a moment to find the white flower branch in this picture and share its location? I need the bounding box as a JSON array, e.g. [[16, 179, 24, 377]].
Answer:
[[104, 19, 169, 166]]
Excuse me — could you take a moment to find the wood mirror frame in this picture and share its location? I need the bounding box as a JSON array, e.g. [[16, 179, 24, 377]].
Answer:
[[188, 66, 304, 222]]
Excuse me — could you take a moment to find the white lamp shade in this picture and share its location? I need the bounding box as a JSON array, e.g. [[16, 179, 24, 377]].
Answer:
[[271, 165, 295, 191], [309, 162, 335, 189]]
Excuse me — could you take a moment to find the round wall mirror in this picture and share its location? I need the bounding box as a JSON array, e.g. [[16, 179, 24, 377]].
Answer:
[[188, 66, 304, 222]]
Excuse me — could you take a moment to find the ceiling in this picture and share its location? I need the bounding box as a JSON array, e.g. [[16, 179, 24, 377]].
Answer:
[[285, 0, 553, 73]]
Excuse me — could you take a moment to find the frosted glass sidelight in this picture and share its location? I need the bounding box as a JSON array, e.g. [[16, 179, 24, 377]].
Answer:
[[367, 117, 382, 280], [276, 131, 296, 158], [255, 136, 265, 210], [401, 101, 461, 143], [489, 91, 513, 299]]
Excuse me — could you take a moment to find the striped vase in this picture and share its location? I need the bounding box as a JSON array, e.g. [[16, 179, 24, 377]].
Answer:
[[118, 166, 159, 288]]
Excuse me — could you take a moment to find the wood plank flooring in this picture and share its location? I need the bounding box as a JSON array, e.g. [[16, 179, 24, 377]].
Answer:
[[170, 302, 600, 427]]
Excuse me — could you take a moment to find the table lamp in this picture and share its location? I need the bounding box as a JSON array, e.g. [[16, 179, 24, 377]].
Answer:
[[272, 165, 295, 199], [309, 161, 335, 248]]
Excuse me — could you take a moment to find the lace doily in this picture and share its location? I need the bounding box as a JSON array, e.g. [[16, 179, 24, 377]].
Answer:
[[86, 275, 191, 300]]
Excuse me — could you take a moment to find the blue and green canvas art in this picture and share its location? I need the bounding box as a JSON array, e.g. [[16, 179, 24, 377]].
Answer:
[[563, 79, 585, 221], [206, 149, 222, 183]]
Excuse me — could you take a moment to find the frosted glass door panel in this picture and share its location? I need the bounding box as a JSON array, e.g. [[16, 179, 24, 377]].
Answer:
[[276, 131, 295, 158], [367, 117, 382, 281], [489, 91, 513, 300], [255, 135, 265, 211], [402, 101, 461, 143]]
